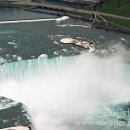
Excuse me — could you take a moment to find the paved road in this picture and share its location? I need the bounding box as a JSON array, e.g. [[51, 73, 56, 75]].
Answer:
[[16, 1, 130, 20]]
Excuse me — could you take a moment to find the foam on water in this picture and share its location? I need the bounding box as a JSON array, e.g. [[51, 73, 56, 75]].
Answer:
[[0, 57, 6, 64], [56, 16, 69, 23], [17, 56, 22, 61], [53, 51, 59, 55], [38, 54, 48, 59], [0, 16, 69, 24], [57, 24, 92, 28], [8, 42, 17, 45], [0, 31, 17, 34]]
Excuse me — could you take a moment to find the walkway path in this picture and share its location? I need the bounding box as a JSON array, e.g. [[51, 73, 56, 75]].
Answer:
[[14, 1, 130, 20]]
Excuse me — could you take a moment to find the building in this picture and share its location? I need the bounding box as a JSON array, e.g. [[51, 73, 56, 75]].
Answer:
[[61, 0, 104, 5]]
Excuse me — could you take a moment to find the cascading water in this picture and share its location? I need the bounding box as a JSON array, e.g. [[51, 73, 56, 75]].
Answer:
[[0, 54, 130, 87], [0, 54, 130, 130], [0, 56, 73, 81], [0, 7, 130, 130]]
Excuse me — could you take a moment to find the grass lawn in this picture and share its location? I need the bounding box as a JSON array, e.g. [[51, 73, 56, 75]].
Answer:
[[67, 10, 92, 17], [97, 15, 130, 29], [97, 0, 130, 17], [31, 0, 40, 2]]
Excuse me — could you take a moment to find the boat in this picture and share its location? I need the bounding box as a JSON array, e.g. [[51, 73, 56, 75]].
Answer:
[[0, 97, 34, 130], [60, 38, 95, 52]]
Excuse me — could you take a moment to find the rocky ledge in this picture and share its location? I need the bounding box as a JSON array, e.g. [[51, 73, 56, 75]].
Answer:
[[0, 97, 34, 130]]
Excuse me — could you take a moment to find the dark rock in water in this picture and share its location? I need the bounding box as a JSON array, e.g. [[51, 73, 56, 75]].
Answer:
[[118, 118, 128, 124], [0, 97, 34, 129]]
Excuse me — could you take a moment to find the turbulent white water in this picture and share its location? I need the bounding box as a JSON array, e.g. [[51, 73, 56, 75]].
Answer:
[[0, 52, 130, 130], [57, 24, 92, 28], [0, 16, 69, 24]]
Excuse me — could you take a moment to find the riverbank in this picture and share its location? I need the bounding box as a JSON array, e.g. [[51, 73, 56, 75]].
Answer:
[[96, 0, 130, 32], [22, 7, 130, 34], [0, 1, 130, 34], [93, 21, 130, 34], [96, 0, 130, 18], [24, 8, 93, 22], [25, 7, 130, 34]]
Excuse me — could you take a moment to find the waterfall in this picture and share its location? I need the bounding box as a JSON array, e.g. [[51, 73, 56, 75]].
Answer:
[[0, 56, 74, 81], [0, 54, 130, 130], [0, 54, 130, 86]]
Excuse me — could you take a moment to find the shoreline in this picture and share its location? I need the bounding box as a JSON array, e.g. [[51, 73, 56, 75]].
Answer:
[[23, 8, 93, 22], [0, 1, 130, 34]]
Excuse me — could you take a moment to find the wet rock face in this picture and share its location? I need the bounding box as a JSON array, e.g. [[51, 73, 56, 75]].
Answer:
[[118, 118, 128, 124], [0, 97, 33, 129]]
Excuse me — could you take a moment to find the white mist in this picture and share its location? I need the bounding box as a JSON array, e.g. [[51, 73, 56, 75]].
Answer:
[[0, 53, 130, 130]]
